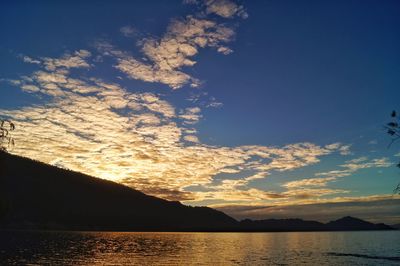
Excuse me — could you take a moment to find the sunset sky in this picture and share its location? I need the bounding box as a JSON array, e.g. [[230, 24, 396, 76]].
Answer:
[[1, 0, 400, 223]]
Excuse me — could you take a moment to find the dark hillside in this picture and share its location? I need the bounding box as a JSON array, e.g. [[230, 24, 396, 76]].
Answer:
[[0, 151, 237, 231]]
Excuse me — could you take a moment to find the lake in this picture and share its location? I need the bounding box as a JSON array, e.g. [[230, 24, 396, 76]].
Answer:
[[0, 230, 399, 265]]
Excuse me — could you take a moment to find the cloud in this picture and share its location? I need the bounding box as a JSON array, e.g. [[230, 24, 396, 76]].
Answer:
[[21, 56, 41, 64], [214, 195, 400, 224], [276, 156, 393, 201], [346, 156, 368, 164], [193, 187, 348, 203], [283, 177, 337, 189], [193, 176, 348, 204], [115, 16, 235, 89], [183, 135, 200, 143], [282, 156, 391, 189], [42, 50, 91, 71], [115, 55, 196, 89], [326, 143, 352, 155], [179, 107, 202, 124], [120, 25, 137, 37], [142, 16, 235, 67], [183, 0, 199, 5], [217, 46, 233, 55], [96, 0, 242, 90], [283, 188, 349, 200], [0, 56, 348, 202], [339, 144, 352, 155], [20, 85, 40, 93], [204, 0, 248, 19], [187, 91, 224, 108], [341, 157, 391, 171], [314, 157, 391, 180]]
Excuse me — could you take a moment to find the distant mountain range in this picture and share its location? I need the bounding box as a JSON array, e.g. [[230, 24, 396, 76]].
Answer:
[[392, 224, 400, 229], [238, 216, 393, 232], [0, 151, 395, 232]]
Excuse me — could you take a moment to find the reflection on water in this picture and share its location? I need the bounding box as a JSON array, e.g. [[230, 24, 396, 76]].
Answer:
[[0, 230, 399, 265]]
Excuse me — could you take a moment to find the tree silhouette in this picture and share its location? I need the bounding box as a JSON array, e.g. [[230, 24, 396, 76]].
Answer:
[[0, 119, 15, 152], [385, 111, 400, 193]]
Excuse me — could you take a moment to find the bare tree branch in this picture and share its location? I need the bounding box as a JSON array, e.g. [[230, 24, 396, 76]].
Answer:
[[385, 110, 400, 194], [0, 119, 15, 152]]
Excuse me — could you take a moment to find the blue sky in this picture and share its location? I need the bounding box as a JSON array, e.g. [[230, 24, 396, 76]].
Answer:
[[1, 0, 399, 223]]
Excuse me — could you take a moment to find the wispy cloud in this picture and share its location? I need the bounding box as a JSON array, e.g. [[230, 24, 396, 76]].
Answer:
[[42, 50, 91, 71], [187, 91, 223, 108], [179, 107, 202, 124], [283, 156, 392, 188], [315, 156, 391, 179], [283, 177, 337, 189], [214, 195, 400, 223], [340, 157, 391, 171], [21, 56, 41, 64], [204, 0, 248, 19], [120, 25, 137, 37], [276, 156, 392, 203]]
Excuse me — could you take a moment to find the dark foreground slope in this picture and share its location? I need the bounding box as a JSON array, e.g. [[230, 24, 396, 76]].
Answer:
[[0, 151, 394, 232], [0, 151, 237, 231]]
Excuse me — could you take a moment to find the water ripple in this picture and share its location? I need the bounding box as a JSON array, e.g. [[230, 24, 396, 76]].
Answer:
[[327, 252, 400, 262]]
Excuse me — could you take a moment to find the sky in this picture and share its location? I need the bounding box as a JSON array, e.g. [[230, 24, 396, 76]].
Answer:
[[1, 0, 400, 223]]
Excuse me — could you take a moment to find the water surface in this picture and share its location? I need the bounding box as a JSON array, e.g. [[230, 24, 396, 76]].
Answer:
[[0, 230, 399, 265]]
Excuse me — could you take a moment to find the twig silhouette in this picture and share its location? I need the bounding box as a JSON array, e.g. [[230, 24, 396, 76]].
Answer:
[[0, 119, 15, 152], [385, 110, 400, 194]]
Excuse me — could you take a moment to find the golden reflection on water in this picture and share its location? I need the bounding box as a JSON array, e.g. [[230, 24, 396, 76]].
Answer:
[[1, 231, 399, 265]]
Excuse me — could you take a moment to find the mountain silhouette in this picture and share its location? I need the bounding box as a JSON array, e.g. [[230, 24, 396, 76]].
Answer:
[[237, 216, 394, 231], [0, 151, 237, 231], [392, 223, 400, 229], [0, 151, 395, 232], [325, 216, 394, 231], [239, 218, 325, 231]]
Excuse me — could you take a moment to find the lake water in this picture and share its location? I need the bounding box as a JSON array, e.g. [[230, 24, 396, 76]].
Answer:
[[0, 230, 399, 265]]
